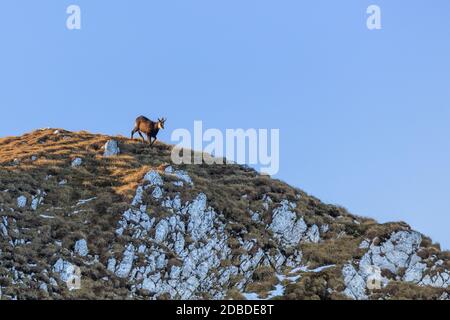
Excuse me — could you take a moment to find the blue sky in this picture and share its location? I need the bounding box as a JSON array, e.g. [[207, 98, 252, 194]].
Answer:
[[1, 1, 449, 249]]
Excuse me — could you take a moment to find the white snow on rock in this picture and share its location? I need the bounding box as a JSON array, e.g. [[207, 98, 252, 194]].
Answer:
[[308, 264, 336, 273], [71, 158, 82, 167], [242, 292, 261, 300], [17, 196, 27, 208], [76, 197, 97, 206], [243, 271, 305, 300], [103, 140, 120, 157], [74, 239, 89, 257]]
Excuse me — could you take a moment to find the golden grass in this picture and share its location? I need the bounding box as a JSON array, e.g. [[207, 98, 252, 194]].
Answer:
[[0, 128, 448, 300]]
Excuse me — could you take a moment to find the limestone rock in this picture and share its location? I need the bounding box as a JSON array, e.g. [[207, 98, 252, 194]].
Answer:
[[103, 140, 120, 157], [17, 196, 27, 208], [74, 239, 89, 257], [71, 158, 82, 167], [269, 200, 307, 247]]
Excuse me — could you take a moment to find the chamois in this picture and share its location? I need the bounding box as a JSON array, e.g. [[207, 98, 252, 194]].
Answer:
[[131, 116, 166, 147]]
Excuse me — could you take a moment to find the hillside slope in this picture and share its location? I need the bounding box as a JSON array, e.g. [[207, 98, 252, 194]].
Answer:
[[0, 129, 449, 300]]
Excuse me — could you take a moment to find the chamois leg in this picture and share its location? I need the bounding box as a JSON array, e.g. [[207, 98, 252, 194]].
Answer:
[[137, 131, 145, 143], [150, 137, 157, 148], [131, 128, 137, 139], [147, 135, 153, 147]]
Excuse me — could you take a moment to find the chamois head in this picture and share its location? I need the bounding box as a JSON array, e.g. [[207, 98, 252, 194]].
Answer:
[[157, 117, 167, 129]]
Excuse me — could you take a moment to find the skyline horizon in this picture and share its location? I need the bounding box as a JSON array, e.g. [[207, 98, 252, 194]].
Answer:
[[1, 123, 447, 251], [1, 1, 450, 250]]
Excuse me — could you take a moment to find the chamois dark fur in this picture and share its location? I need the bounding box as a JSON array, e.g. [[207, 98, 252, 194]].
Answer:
[[131, 116, 166, 147]]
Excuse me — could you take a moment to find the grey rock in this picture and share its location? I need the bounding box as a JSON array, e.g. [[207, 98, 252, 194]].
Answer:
[[269, 200, 307, 247], [131, 186, 144, 206], [115, 244, 135, 278], [31, 190, 45, 211], [342, 264, 367, 300], [152, 186, 163, 199], [74, 239, 89, 257], [103, 140, 120, 157], [144, 170, 163, 186], [187, 193, 214, 241], [71, 158, 82, 167], [39, 282, 48, 293], [305, 224, 320, 243], [17, 196, 27, 208], [53, 259, 77, 283], [107, 258, 116, 273], [155, 219, 169, 243]]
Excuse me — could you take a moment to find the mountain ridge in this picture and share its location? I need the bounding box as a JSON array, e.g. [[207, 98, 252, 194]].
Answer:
[[0, 128, 449, 300]]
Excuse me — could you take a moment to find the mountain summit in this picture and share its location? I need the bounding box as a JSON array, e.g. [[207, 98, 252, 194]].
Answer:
[[0, 129, 449, 300]]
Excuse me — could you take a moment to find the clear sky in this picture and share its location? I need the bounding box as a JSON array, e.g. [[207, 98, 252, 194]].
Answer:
[[1, 1, 449, 249]]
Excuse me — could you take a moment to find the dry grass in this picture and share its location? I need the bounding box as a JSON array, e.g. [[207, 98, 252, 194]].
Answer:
[[283, 268, 347, 300], [301, 237, 362, 269], [1, 129, 449, 300], [371, 282, 446, 300]]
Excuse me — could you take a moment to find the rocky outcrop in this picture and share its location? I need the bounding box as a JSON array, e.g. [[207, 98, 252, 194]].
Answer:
[[103, 140, 120, 157], [16, 196, 27, 209], [74, 239, 89, 257], [107, 170, 319, 299], [269, 200, 322, 247], [31, 190, 45, 211], [71, 158, 82, 167], [342, 264, 368, 300], [1, 129, 449, 300], [342, 231, 450, 299]]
